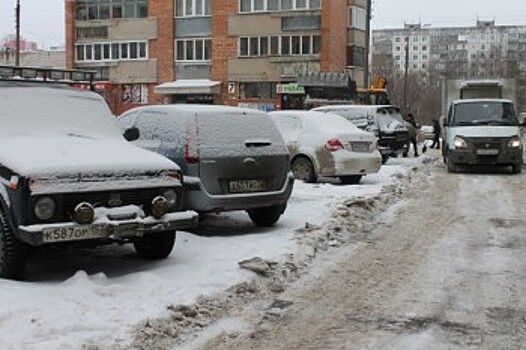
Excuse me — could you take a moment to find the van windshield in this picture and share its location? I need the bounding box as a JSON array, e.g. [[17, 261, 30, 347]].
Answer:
[[452, 101, 518, 126]]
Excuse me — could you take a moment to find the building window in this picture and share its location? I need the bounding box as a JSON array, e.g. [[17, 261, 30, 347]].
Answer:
[[77, 0, 147, 20], [239, 0, 321, 13], [347, 45, 365, 68], [239, 34, 320, 57], [176, 0, 211, 17], [77, 26, 108, 39], [122, 84, 149, 104], [176, 38, 212, 61], [239, 82, 277, 99], [75, 41, 148, 62], [349, 6, 366, 31]]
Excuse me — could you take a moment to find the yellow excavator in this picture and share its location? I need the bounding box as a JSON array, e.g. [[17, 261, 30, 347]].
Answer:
[[356, 76, 390, 105]]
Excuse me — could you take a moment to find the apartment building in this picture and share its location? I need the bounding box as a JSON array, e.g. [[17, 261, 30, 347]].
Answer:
[[372, 21, 526, 110], [66, 0, 371, 113]]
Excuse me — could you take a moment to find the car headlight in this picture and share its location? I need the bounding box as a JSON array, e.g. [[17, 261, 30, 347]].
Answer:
[[508, 137, 522, 148], [162, 189, 178, 208], [453, 136, 468, 149], [34, 196, 56, 221]]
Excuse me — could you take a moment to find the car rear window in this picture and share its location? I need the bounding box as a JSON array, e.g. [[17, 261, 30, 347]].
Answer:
[[197, 111, 284, 148]]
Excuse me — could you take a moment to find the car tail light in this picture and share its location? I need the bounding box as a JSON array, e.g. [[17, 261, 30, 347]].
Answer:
[[325, 139, 344, 152]]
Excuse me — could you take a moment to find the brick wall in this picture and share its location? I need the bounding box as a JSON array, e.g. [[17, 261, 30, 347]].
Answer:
[[148, 0, 174, 105], [65, 0, 76, 69], [321, 0, 348, 73], [211, 0, 238, 104]]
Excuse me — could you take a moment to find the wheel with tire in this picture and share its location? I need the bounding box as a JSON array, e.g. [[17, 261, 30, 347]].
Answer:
[[339, 175, 363, 185], [0, 208, 27, 280], [446, 157, 456, 173], [291, 157, 316, 183], [512, 164, 522, 174], [247, 204, 286, 227], [134, 231, 176, 260]]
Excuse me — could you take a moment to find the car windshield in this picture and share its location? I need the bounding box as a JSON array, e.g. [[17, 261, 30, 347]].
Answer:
[[0, 85, 122, 139], [453, 101, 518, 126]]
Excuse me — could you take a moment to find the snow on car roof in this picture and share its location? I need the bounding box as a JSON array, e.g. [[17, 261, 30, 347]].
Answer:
[[270, 110, 362, 133], [121, 103, 268, 117], [313, 104, 398, 111]]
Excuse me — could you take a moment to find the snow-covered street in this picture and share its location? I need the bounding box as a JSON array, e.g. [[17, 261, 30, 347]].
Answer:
[[0, 156, 424, 349]]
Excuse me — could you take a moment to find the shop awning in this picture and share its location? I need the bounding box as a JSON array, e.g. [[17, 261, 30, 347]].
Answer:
[[154, 79, 221, 95]]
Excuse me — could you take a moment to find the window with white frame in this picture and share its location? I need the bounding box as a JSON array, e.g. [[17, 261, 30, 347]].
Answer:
[[75, 41, 148, 62], [176, 0, 211, 17], [239, 34, 321, 57], [176, 38, 212, 61], [239, 0, 321, 13], [349, 6, 366, 31]]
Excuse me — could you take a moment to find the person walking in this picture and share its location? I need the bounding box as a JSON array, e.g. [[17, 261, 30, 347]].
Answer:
[[404, 112, 419, 157], [431, 118, 441, 149]]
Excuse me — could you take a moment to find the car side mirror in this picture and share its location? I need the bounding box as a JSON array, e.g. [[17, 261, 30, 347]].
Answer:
[[123, 127, 140, 142]]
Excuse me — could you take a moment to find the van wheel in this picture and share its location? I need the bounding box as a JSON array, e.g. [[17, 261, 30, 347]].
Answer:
[[134, 231, 176, 260], [446, 157, 456, 173], [247, 205, 286, 227], [339, 175, 363, 185], [291, 157, 316, 183], [0, 208, 27, 280], [512, 164, 522, 174]]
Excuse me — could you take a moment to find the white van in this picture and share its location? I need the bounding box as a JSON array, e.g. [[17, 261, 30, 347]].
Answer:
[[443, 99, 523, 173]]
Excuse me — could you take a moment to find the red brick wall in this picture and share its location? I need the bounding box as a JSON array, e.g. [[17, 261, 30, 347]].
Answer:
[[211, 0, 238, 104], [65, 0, 76, 70], [149, 0, 174, 105], [321, 0, 348, 72]]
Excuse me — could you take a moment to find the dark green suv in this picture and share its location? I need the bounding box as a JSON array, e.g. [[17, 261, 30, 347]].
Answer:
[[0, 66, 198, 279]]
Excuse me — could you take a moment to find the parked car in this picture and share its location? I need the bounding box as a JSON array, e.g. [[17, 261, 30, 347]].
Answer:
[[117, 104, 294, 227], [312, 105, 409, 163], [269, 111, 382, 184], [0, 66, 198, 279]]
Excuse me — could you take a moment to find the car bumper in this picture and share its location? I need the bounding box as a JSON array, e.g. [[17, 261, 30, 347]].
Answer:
[[448, 148, 523, 166], [183, 173, 294, 212], [321, 151, 383, 177], [17, 210, 199, 246]]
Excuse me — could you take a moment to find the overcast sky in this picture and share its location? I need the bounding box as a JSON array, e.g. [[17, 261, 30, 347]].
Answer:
[[1, 0, 525, 48]]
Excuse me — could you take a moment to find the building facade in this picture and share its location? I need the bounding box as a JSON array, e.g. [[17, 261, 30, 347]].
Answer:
[[65, 0, 371, 114], [372, 21, 526, 112]]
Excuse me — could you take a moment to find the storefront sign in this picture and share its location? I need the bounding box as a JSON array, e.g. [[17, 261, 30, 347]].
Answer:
[[276, 83, 305, 95]]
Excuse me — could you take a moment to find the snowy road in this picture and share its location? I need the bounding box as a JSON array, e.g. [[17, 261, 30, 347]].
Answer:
[[0, 157, 421, 349], [195, 162, 526, 349]]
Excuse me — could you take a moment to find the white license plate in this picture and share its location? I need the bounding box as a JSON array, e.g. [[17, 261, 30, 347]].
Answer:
[[476, 149, 499, 155], [229, 180, 266, 193], [42, 225, 105, 243], [352, 143, 370, 152]]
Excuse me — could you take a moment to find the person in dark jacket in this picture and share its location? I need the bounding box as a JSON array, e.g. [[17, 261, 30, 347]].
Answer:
[[431, 118, 441, 149], [404, 113, 419, 157]]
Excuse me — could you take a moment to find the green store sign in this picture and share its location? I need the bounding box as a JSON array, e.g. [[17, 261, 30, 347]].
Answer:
[[277, 83, 305, 95]]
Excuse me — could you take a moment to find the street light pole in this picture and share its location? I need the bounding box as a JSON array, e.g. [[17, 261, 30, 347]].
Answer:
[[403, 34, 409, 112], [15, 0, 21, 66]]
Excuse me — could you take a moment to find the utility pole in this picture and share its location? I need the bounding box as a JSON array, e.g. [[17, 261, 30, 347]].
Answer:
[[364, 0, 372, 88], [403, 34, 409, 112], [15, 0, 21, 66]]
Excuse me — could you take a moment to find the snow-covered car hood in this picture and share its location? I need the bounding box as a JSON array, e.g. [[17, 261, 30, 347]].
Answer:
[[377, 116, 407, 133], [0, 136, 179, 177]]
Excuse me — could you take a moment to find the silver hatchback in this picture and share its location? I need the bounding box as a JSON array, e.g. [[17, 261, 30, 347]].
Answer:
[[118, 104, 294, 227]]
